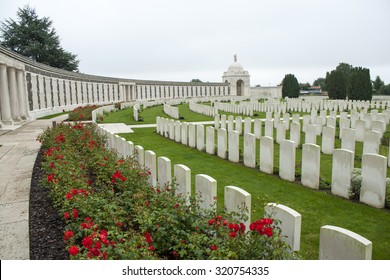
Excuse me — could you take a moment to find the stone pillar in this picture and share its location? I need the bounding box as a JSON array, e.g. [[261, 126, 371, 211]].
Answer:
[[0, 64, 12, 124], [16, 69, 27, 119], [7, 67, 21, 121]]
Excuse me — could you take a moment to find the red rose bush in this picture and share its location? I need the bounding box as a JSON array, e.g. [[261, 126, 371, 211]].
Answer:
[[38, 123, 297, 260]]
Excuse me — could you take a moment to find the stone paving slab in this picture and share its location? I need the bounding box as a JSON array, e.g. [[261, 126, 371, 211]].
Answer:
[[0, 115, 67, 260], [98, 123, 134, 133]]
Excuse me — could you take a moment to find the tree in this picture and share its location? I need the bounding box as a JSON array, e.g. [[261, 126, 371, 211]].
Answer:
[[281, 74, 300, 98], [335, 62, 353, 80], [346, 67, 372, 101], [0, 5, 79, 71], [379, 84, 390, 96], [191, 79, 202, 83], [325, 69, 346, 99], [299, 82, 311, 91], [372, 75, 384, 92], [313, 77, 326, 89]]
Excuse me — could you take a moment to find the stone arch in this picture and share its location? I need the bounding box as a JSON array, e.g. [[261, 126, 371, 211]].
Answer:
[[236, 79, 244, 96]]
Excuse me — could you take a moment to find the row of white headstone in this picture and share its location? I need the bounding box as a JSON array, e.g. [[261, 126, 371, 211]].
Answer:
[[157, 116, 388, 209], [189, 101, 218, 117], [98, 123, 373, 259], [188, 97, 390, 119], [163, 103, 180, 119]]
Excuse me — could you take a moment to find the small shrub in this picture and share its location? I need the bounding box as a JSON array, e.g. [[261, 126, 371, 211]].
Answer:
[[349, 168, 362, 200], [37, 123, 297, 260], [68, 105, 99, 121], [386, 178, 390, 208]]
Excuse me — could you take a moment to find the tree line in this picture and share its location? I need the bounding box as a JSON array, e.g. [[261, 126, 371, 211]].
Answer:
[[282, 62, 389, 101]]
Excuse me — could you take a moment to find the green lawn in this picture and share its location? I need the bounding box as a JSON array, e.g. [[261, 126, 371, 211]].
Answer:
[[37, 111, 69, 119], [120, 127, 390, 260], [102, 104, 214, 125], [103, 103, 390, 259]]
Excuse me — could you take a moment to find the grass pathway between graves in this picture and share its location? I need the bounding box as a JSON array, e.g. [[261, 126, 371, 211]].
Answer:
[[120, 127, 390, 260]]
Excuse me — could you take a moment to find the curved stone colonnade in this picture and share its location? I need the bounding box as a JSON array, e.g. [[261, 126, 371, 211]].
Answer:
[[0, 46, 230, 126]]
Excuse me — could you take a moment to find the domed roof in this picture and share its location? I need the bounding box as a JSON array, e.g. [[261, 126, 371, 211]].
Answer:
[[228, 62, 244, 72], [226, 54, 245, 74]]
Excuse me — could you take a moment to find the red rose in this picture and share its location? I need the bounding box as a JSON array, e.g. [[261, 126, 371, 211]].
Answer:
[[145, 201, 150, 207], [209, 245, 217, 251], [66, 193, 72, 200], [64, 212, 69, 220], [82, 236, 94, 248], [208, 219, 216, 226], [47, 174, 55, 182], [90, 247, 100, 256], [69, 246, 79, 256], [72, 208, 78, 219], [229, 231, 237, 238], [145, 232, 153, 243], [148, 246, 155, 251], [263, 227, 273, 237], [64, 231, 74, 241]]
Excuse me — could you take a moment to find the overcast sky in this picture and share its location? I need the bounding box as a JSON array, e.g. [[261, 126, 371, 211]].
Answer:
[[1, 0, 389, 86]]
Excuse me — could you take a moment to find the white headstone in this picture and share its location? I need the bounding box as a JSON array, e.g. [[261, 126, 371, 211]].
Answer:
[[174, 164, 191, 199], [360, 153, 387, 208], [174, 121, 181, 142], [331, 149, 354, 199], [195, 174, 217, 211], [279, 140, 296, 182], [265, 119, 274, 137], [135, 145, 144, 167], [225, 186, 251, 230], [144, 150, 157, 187], [243, 133, 256, 168], [196, 124, 205, 151], [217, 128, 227, 159], [214, 114, 220, 129], [355, 119, 366, 142], [254, 118, 262, 139], [235, 116, 243, 134], [205, 126, 215, 155], [158, 156, 171, 188], [181, 122, 188, 145], [290, 122, 301, 148], [305, 124, 317, 144], [260, 136, 274, 174], [188, 123, 196, 148], [322, 126, 335, 155], [220, 115, 227, 130], [265, 203, 302, 251], [301, 143, 320, 189], [228, 115, 234, 131], [244, 117, 252, 135], [363, 130, 381, 154], [319, 225, 372, 260], [228, 130, 240, 163], [341, 128, 356, 153]]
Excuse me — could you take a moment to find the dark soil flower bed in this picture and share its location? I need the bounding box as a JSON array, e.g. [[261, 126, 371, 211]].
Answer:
[[29, 149, 68, 260]]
